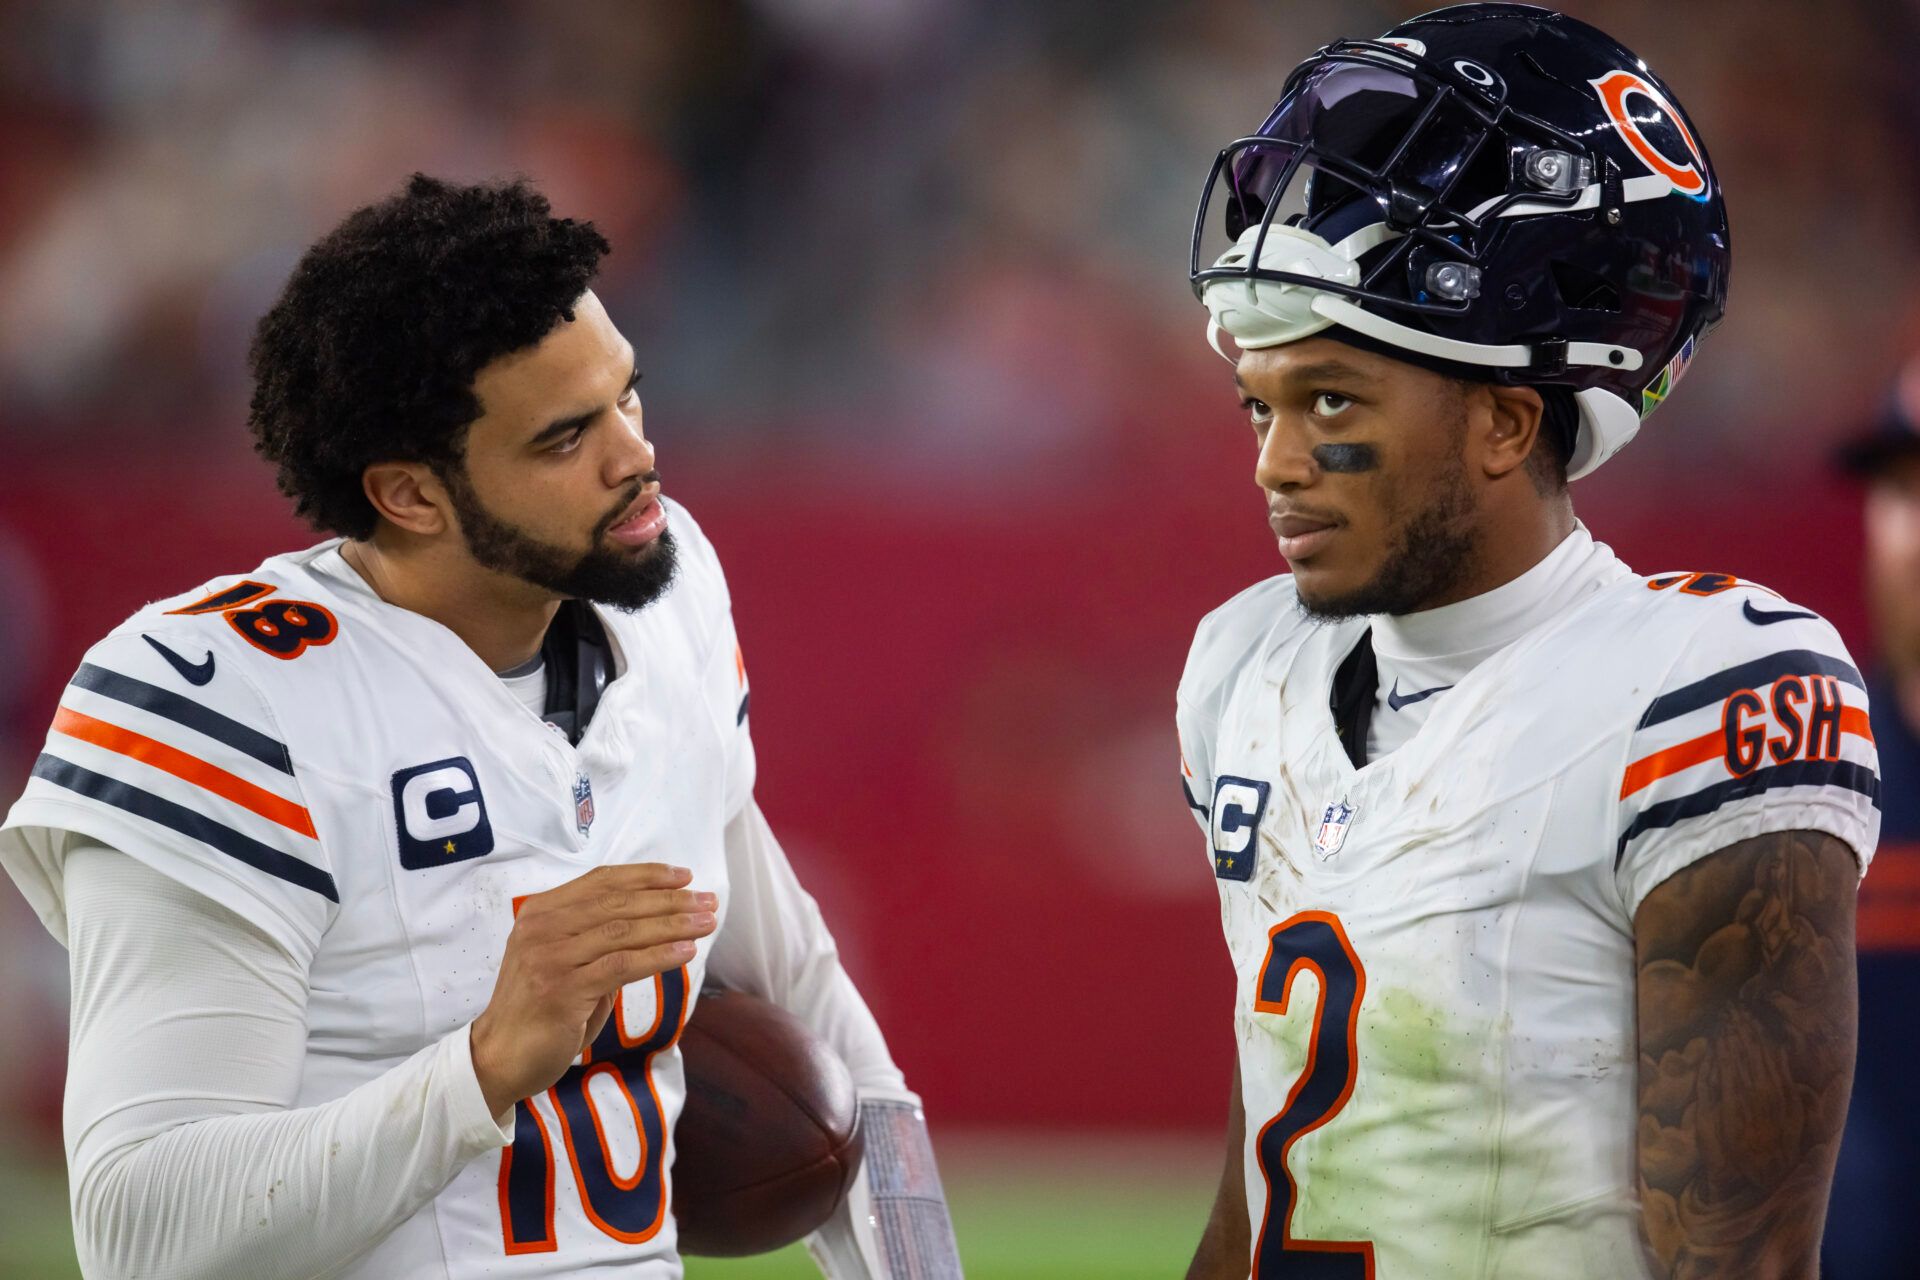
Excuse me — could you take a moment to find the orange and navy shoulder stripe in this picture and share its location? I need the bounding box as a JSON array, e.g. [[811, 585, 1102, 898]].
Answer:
[[70, 662, 291, 772], [1615, 648, 1879, 866], [35, 662, 337, 902], [1179, 750, 1209, 818], [733, 643, 749, 727], [1634, 648, 1864, 730]]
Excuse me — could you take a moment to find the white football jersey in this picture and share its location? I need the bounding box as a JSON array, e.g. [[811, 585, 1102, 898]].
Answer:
[[1177, 569, 1880, 1280], [2, 498, 767, 1277]]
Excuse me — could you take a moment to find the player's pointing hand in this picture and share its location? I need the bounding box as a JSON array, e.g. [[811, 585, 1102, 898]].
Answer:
[[469, 863, 717, 1117]]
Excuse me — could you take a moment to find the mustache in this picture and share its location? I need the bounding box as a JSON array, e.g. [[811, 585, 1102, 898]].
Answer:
[[593, 472, 661, 539]]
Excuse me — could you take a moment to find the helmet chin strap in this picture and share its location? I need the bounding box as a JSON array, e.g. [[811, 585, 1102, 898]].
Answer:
[[1200, 217, 1646, 479]]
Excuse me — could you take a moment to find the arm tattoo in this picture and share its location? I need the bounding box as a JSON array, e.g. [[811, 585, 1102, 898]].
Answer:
[[1633, 829, 1859, 1279]]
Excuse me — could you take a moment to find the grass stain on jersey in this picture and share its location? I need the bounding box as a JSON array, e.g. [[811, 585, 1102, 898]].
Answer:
[[1365, 987, 1449, 1081], [1280, 984, 1503, 1275]]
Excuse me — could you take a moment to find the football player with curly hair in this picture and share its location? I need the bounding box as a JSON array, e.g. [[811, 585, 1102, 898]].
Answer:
[[1, 175, 961, 1280]]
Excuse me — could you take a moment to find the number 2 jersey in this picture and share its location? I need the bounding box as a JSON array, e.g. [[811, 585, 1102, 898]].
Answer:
[[1176, 564, 1879, 1280], [0, 497, 899, 1278]]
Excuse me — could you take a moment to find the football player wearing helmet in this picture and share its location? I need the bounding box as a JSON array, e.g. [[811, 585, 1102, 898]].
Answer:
[[1177, 6, 1872, 1278]]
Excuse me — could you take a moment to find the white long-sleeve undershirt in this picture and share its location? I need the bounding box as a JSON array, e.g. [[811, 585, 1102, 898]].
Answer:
[[53, 799, 924, 1280], [61, 840, 514, 1280]]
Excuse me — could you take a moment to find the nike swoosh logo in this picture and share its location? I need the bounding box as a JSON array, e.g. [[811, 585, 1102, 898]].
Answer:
[[1387, 680, 1453, 711], [142, 634, 216, 686], [1742, 599, 1817, 627]]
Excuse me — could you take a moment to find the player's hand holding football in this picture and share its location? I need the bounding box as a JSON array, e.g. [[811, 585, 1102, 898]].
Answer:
[[470, 863, 717, 1116]]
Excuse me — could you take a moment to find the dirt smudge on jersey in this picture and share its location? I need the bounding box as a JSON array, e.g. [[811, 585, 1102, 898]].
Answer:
[[1260, 828, 1300, 883], [1269, 672, 1291, 717], [1274, 759, 1308, 826]]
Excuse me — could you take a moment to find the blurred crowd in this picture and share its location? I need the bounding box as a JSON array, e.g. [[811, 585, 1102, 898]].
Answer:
[[1, 0, 1917, 475]]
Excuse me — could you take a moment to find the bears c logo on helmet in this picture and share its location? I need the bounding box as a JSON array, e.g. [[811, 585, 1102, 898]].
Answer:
[[1590, 69, 1711, 201]]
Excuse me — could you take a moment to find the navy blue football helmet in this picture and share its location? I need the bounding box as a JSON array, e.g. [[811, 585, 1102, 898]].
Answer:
[[1190, 3, 1730, 477]]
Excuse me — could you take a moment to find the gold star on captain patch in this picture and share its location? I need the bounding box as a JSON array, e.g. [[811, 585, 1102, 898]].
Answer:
[[444, 839, 457, 854]]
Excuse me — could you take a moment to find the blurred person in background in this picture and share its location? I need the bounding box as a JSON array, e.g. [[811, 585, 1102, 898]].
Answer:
[[1178, 6, 1875, 1278], [0, 175, 961, 1280], [1825, 370, 1920, 1278]]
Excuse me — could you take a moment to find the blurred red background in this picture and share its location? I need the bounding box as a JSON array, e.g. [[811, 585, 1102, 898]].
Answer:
[[1, 0, 1917, 1200], [0, 429, 1893, 1134]]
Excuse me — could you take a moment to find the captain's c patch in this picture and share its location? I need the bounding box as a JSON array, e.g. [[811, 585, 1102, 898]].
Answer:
[[1210, 776, 1270, 882], [392, 756, 494, 869]]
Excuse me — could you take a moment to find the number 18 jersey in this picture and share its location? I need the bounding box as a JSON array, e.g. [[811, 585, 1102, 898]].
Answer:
[[1176, 569, 1878, 1280], [2, 497, 756, 1277]]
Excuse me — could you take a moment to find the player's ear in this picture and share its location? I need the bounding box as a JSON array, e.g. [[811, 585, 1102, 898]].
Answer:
[[361, 461, 452, 537], [1474, 383, 1544, 481]]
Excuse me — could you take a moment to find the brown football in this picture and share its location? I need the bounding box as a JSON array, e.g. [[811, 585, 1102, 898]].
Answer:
[[672, 988, 864, 1257]]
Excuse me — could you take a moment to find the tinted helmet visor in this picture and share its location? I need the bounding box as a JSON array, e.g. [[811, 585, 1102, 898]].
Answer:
[[1226, 61, 1428, 237], [1220, 55, 1509, 244]]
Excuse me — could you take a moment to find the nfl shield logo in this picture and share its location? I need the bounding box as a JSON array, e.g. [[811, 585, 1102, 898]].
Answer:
[[573, 772, 595, 836], [1314, 798, 1355, 860]]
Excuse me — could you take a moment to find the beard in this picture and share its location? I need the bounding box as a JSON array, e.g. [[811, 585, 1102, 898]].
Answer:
[[442, 467, 679, 612], [1295, 448, 1480, 622]]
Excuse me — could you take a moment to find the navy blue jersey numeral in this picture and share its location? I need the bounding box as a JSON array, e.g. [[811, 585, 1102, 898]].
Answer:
[[226, 599, 338, 660], [500, 966, 689, 1252], [1252, 912, 1375, 1279]]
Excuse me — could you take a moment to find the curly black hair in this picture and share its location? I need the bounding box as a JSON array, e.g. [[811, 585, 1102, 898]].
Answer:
[[248, 174, 611, 538]]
